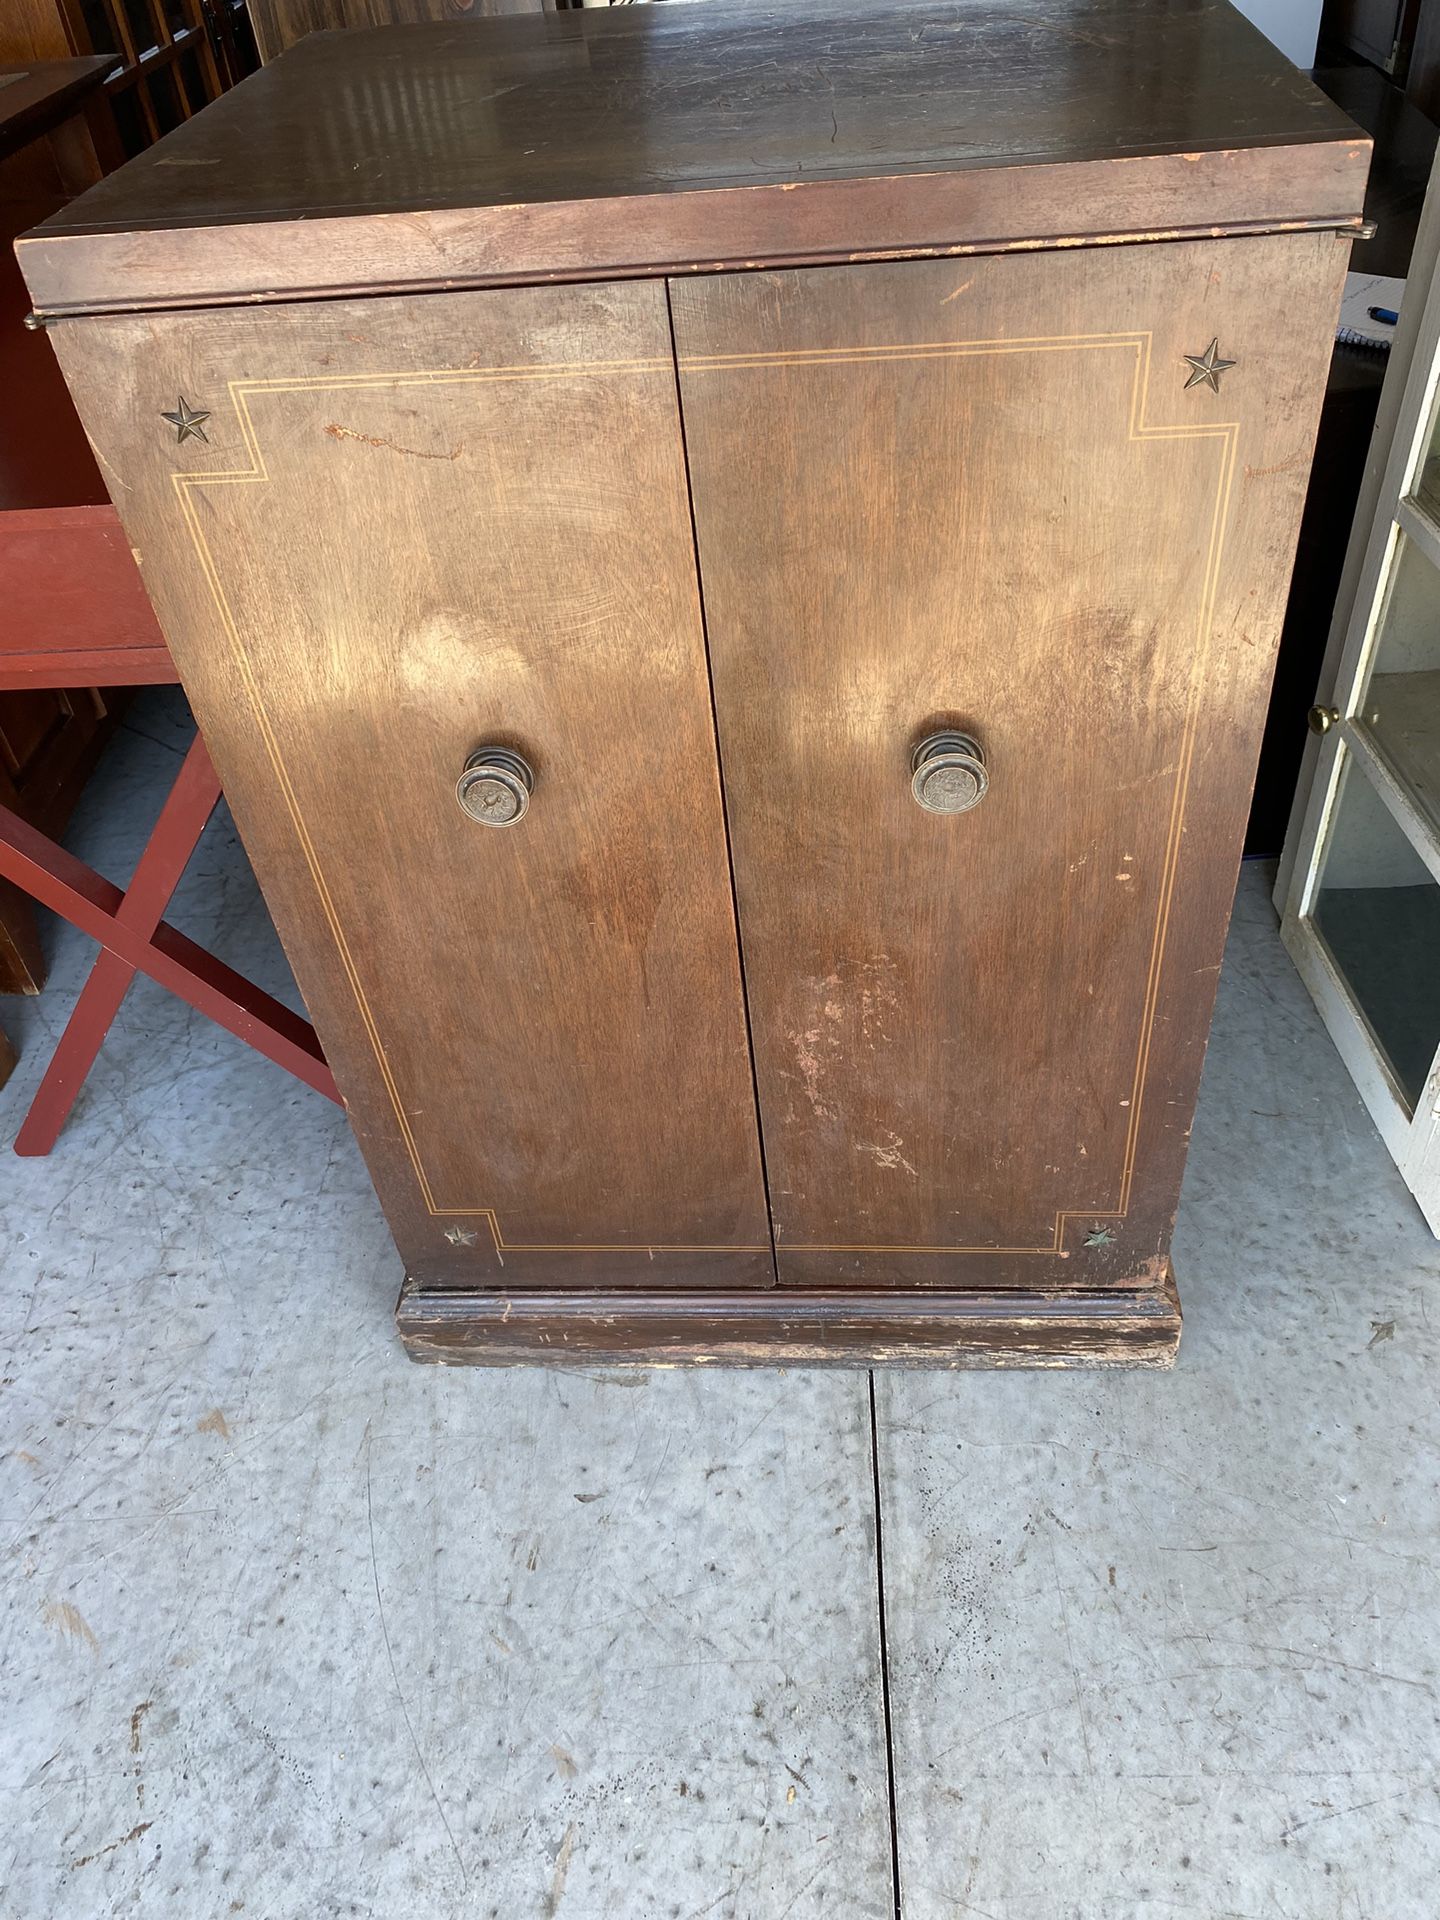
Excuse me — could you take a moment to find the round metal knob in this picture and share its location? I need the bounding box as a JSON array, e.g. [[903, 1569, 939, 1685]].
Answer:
[[1307, 705, 1341, 736], [456, 747, 533, 826], [911, 730, 989, 815]]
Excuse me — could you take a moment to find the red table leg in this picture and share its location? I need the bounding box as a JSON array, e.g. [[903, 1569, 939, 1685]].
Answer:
[[14, 735, 222, 1155], [1, 734, 340, 1153], [15, 946, 134, 1154]]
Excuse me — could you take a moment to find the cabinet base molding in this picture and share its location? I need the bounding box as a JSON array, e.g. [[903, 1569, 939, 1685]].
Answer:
[[396, 1268, 1182, 1370]]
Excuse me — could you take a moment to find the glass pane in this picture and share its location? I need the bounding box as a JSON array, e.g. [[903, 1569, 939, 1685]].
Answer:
[[1311, 755, 1440, 1112], [1418, 386, 1440, 525], [1358, 533, 1440, 838]]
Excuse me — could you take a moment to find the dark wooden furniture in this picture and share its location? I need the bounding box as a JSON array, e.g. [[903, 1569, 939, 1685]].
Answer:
[[245, 0, 548, 68], [2, 0, 255, 157], [20, 0, 1371, 1366]]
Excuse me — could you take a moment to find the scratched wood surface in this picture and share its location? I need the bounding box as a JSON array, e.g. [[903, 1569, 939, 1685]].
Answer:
[[49, 280, 774, 1293], [672, 233, 1349, 1293], [17, 1, 1370, 1368], [16, 0, 1368, 316]]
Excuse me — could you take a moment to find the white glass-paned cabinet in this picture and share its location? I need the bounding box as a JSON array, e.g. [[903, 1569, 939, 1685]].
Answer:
[[1279, 156, 1440, 1233]]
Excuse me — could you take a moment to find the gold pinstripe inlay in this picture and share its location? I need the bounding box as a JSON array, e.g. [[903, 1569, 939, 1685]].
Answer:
[[170, 330, 1235, 1261], [680, 329, 1238, 1257]]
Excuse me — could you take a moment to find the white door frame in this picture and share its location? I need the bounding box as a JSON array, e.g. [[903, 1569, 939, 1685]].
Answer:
[[1277, 150, 1440, 1235]]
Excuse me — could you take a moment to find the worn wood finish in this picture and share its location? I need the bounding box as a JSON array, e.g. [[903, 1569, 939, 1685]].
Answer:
[[17, 148, 1372, 326], [29, 0, 1365, 1362], [397, 1265, 1182, 1368], [247, 0, 547, 67], [0, 507, 170, 686], [16, 1, 1369, 318], [672, 233, 1349, 1292], [49, 279, 773, 1289]]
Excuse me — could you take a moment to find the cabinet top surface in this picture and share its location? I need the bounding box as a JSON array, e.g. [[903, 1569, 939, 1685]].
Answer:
[[19, 0, 1368, 317]]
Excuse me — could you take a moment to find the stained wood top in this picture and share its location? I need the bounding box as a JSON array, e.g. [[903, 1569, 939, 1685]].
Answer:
[[17, 0, 1368, 316], [0, 58, 116, 164]]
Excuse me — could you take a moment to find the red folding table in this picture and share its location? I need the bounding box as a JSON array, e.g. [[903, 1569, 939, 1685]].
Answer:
[[0, 503, 340, 1152]]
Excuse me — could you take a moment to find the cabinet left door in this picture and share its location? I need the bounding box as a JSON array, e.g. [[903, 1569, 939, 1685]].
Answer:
[[53, 282, 775, 1290]]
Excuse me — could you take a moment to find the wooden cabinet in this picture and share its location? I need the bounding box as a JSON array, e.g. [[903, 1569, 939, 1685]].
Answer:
[[19, 0, 1370, 1366]]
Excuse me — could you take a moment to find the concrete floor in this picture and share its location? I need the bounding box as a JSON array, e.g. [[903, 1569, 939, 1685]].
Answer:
[[2, 693, 1438, 1920]]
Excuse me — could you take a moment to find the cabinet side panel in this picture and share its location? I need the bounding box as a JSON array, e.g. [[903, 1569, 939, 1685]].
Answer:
[[52, 281, 774, 1289], [673, 234, 1348, 1291]]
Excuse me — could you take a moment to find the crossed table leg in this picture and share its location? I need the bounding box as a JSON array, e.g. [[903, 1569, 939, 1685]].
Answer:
[[0, 732, 340, 1155]]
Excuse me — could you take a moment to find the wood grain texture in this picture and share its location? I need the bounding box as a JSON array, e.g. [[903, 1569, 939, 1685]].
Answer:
[[672, 233, 1351, 1291], [397, 1265, 1182, 1367], [49, 279, 773, 1289], [0, 0, 80, 64], [16, 0, 1369, 317], [0, 506, 169, 685], [246, 0, 546, 66]]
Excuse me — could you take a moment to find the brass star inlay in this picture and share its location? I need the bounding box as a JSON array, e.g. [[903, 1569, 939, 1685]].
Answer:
[[1083, 1226, 1116, 1249], [1181, 339, 1236, 394], [444, 1226, 479, 1247], [161, 396, 210, 444]]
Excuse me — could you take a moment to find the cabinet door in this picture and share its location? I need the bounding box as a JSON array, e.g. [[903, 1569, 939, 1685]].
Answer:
[[55, 282, 773, 1289], [672, 236, 1347, 1291]]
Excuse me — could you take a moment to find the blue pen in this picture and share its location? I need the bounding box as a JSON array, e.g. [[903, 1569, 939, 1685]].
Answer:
[[1368, 305, 1400, 326]]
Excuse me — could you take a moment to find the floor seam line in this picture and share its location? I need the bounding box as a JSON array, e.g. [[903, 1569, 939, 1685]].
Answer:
[[869, 1369, 903, 1920]]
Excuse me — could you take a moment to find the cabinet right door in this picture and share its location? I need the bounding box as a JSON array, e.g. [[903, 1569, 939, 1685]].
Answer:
[[672, 235, 1348, 1291]]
